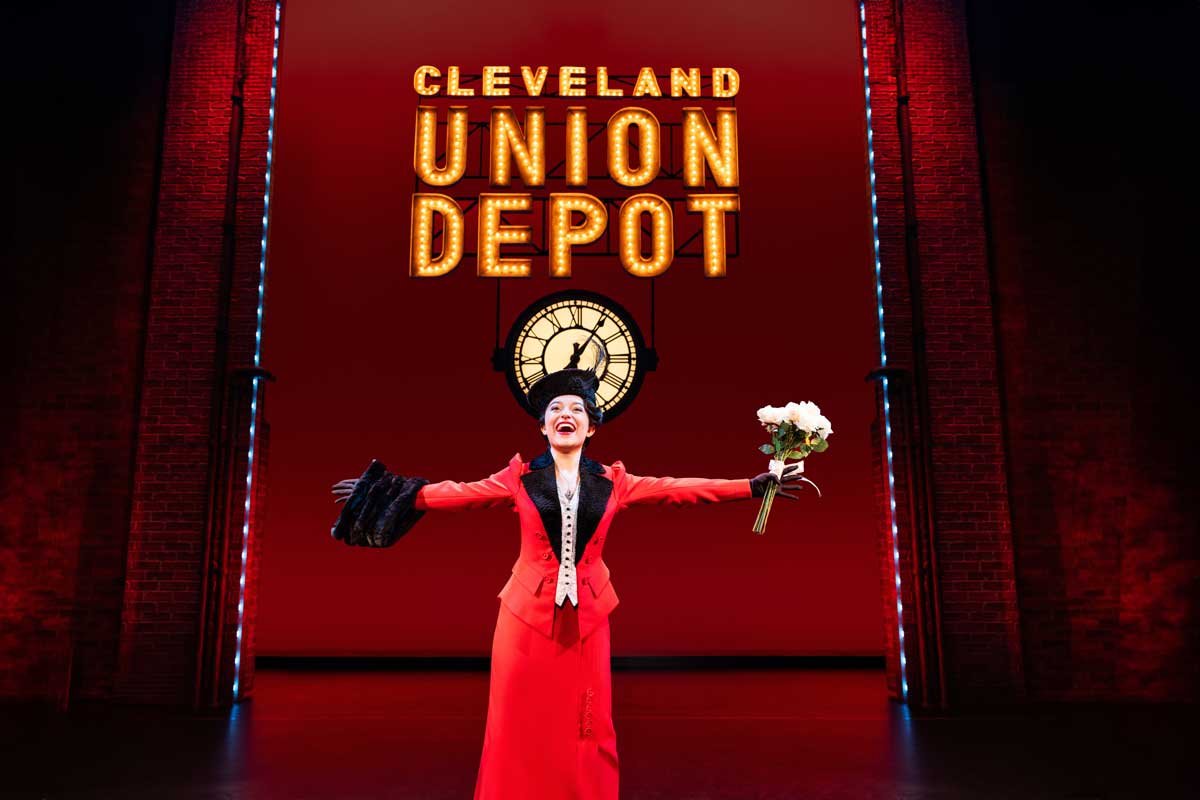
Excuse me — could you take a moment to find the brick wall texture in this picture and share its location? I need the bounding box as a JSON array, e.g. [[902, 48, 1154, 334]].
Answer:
[[864, 0, 1025, 705], [115, 0, 276, 706]]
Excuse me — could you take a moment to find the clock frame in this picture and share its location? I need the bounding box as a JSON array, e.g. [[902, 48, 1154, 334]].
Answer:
[[499, 290, 654, 423]]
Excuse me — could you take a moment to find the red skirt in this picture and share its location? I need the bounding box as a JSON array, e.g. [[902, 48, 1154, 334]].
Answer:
[[473, 598, 619, 800]]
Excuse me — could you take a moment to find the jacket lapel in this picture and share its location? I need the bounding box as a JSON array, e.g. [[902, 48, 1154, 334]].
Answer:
[[575, 466, 611, 556], [521, 462, 563, 560], [521, 448, 613, 564]]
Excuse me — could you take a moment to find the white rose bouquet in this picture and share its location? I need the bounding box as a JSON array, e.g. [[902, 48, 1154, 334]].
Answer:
[[752, 401, 832, 534]]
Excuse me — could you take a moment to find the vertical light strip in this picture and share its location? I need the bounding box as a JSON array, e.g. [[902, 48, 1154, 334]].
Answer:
[[860, 0, 907, 701], [234, 0, 281, 702]]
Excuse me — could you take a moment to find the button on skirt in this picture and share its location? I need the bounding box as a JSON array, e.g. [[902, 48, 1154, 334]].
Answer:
[[473, 597, 619, 800]]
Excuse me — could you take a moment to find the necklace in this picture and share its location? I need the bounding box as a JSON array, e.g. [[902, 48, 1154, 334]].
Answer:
[[558, 469, 580, 502]]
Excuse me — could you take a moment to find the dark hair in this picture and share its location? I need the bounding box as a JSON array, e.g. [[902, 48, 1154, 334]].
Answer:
[[538, 396, 603, 450]]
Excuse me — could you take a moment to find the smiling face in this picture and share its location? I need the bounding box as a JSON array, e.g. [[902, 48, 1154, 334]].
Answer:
[[540, 394, 596, 451]]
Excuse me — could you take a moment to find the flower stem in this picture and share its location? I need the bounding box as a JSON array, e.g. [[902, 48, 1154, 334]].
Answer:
[[752, 481, 778, 535]]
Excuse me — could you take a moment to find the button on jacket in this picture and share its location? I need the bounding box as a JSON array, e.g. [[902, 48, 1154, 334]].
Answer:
[[554, 473, 580, 607]]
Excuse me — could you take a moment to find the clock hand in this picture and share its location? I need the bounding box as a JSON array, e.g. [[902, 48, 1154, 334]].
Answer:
[[567, 317, 607, 368]]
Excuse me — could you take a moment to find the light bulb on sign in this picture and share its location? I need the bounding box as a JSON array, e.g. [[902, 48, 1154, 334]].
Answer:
[[414, 106, 468, 186], [619, 193, 672, 277], [607, 107, 660, 188], [686, 193, 739, 277], [549, 193, 608, 278], [682, 107, 739, 188], [490, 107, 546, 187], [478, 193, 533, 278], [410, 194, 464, 277]]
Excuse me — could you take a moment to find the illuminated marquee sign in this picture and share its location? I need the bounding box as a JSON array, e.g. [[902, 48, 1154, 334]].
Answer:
[[409, 66, 741, 278]]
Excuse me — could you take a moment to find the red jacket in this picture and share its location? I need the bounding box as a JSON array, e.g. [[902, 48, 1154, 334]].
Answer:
[[413, 447, 753, 640]]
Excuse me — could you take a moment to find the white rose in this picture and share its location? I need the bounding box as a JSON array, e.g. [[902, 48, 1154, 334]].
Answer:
[[783, 401, 817, 430], [815, 413, 833, 438], [756, 405, 785, 427], [781, 401, 834, 438], [782, 401, 803, 425]]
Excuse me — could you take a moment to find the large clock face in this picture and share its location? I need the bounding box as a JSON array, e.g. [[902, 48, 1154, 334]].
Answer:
[[504, 290, 648, 423]]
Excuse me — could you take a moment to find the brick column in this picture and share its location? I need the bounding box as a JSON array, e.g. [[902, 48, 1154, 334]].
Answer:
[[116, 0, 277, 707], [864, 0, 1025, 707]]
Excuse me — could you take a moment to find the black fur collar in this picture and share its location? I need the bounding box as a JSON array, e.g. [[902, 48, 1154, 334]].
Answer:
[[521, 448, 612, 564]]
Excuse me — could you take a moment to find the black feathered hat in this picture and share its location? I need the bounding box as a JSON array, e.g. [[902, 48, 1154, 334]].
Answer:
[[525, 366, 603, 422]]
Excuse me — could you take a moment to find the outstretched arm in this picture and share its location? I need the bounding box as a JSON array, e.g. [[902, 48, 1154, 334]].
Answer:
[[618, 463, 808, 509], [412, 468, 513, 512], [332, 466, 514, 513], [330, 459, 514, 547], [619, 473, 752, 509]]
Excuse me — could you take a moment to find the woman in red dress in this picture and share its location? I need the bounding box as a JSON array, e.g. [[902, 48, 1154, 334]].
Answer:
[[330, 366, 806, 799]]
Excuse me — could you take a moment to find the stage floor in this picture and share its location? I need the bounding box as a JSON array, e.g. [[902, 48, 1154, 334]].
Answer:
[[3, 668, 1195, 799]]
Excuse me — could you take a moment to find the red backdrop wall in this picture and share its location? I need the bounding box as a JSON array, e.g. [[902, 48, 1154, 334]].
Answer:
[[257, 0, 882, 656]]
